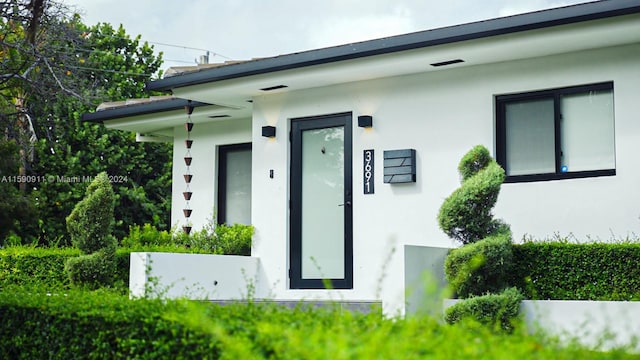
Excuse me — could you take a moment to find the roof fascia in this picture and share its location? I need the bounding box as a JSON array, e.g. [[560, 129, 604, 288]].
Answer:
[[146, 1, 640, 92], [82, 98, 210, 123]]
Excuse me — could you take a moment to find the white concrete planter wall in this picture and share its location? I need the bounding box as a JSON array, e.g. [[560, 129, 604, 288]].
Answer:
[[129, 252, 268, 300], [521, 300, 640, 350], [444, 299, 640, 350], [129, 252, 382, 311], [130, 251, 640, 350]]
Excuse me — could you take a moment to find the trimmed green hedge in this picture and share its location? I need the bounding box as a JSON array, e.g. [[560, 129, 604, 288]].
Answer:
[[0, 247, 81, 289], [5, 241, 639, 301], [1, 245, 247, 292], [0, 247, 131, 292], [0, 290, 217, 358], [0, 289, 637, 359], [511, 242, 640, 301]]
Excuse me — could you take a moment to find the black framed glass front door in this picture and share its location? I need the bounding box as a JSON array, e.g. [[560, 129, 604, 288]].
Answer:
[[290, 113, 353, 289]]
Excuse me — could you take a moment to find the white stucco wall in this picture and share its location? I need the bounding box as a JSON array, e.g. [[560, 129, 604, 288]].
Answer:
[[170, 42, 640, 315], [170, 118, 252, 230], [129, 252, 267, 299], [249, 43, 640, 314]]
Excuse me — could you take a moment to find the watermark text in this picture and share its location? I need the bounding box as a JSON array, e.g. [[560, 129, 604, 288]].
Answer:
[[1, 175, 129, 184]]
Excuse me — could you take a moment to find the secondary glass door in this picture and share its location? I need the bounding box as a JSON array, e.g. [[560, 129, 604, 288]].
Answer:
[[290, 113, 352, 289]]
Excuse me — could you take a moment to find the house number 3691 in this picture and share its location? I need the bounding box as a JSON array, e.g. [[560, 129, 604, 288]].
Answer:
[[363, 149, 374, 194]]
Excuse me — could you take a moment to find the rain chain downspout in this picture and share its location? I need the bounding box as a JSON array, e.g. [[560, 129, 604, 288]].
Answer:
[[182, 101, 194, 234]]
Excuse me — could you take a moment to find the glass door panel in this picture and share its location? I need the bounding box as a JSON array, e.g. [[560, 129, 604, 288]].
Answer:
[[301, 126, 345, 279], [290, 113, 352, 289]]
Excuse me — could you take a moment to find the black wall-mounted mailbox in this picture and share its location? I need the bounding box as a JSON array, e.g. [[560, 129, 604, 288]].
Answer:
[[383, 149, 416, 183]]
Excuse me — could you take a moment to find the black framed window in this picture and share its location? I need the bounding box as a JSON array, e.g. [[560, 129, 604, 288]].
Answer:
[[496, 82, 615, 183], [217, 143, 252, 225]]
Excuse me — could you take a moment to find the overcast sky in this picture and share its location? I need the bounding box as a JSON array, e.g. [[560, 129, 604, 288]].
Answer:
[[59, 0, 592, 71]]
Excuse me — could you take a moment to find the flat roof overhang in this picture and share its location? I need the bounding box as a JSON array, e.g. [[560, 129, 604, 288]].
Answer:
[[171, 11, 640, 108], [82, 97, 209, 123], [87, 1, 640, 136], [82, 97, 248, 136], [146, 0, 640, 93]]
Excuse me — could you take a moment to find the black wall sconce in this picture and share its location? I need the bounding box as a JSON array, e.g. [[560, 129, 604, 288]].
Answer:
[[358, 115, 373, 128], [262, 125, 276, 138]]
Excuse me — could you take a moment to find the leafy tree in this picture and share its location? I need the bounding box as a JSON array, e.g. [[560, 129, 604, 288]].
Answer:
[[0, 139, 37, 244], [1, 0, 83, 192], [1, 1, 172, 244], [30, 21, 171, 244]]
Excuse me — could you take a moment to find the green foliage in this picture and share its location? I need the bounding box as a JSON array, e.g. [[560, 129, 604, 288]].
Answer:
[[445, 231, 513, 298], [66, 172, 116, 254], [510, 241, 640, 301], [438, 146, 506, 244], [121, 223, 174, 248], [215, 223, 253, 256], [0, 13, 171, 245], [0, 140, 38, 244], [0, 290, 636, 359], [64, 172, 118, 288], [34, 21, 169, 244], [458, 144, 493, 182], [444, 287, 524, 332], [64, 250, 117, 290], [122, 222, 254, 256], [0, 246, 81, 290], [0, 245, 172, 293], [438, 145, 519, 326]]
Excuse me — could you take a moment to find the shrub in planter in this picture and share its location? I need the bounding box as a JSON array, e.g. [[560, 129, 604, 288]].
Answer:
[[123, 222, 253, 256], [121, 223, 174, 248], [215, 223, 253, 256], [438, 146, 507, 245], [445, 231, 513, 298], [445, 287, 524, 332]]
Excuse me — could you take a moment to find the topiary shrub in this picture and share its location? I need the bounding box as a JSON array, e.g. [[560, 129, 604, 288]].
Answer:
[[65, 172, 117, 288], [438, 145, 520, 328], [64, 249, 117, 289], [445, 231, 513, 298], [438, 147, 507, 245], [444, 287, 523, 332], [66, 172, 116, 253], [458, 144, 494, 182]]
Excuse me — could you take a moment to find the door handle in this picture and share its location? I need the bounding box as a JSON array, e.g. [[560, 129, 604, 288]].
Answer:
[[338, 201, 352, 207]]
